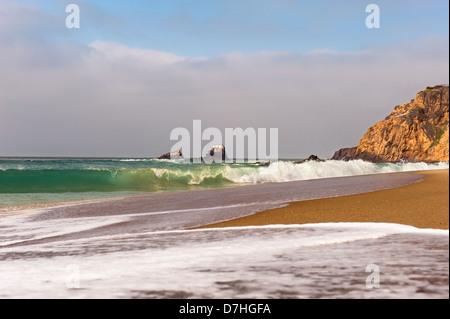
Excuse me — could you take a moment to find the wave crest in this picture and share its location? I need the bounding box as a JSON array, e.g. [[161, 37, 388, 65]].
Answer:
[[0, 160, 447, 194], [231, 160, 449, 184]]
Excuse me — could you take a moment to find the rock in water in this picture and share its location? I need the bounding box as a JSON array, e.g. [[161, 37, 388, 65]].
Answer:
[[158, 149, 183, 160], [293, 155, 325, 164], [332, 85, 449, 163], [205, 144, 226, 162], [160, 145, 226, 162]]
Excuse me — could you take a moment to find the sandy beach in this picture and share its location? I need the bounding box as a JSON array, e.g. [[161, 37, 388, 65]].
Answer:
[[197, 169, 449, 230], [0, 168, 448, 299]]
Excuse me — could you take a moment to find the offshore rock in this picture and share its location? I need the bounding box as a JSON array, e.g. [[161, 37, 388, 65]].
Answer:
[[209, 144, 226, 161], [158, 145, 227, 162], [158, 149, 183, 160], [293, 155, 325, 164]]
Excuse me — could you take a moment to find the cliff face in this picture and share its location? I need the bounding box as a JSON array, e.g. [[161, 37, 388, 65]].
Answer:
[[332, 85, 449, 163]]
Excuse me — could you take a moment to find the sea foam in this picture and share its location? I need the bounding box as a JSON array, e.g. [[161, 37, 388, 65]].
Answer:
[[231, 160, 449, 184]]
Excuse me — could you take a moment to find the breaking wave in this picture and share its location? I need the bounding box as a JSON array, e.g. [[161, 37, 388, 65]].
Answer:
[[0, 160, 447, 194]]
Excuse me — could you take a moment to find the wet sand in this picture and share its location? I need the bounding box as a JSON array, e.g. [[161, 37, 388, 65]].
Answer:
[[197, 169, 449, 230]]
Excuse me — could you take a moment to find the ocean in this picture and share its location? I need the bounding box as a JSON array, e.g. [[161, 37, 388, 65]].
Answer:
[[1, 157, 448, 206], [0, 158, 448, 299]]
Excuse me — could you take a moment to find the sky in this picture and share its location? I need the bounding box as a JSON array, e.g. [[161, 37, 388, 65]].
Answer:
[[0, 0, 449, 158]]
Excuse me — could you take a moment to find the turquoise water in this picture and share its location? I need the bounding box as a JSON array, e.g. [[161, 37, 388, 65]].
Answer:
[[0, 157, 447, 206], [0, 159, 448, 299], [0, 157, 259, 206]]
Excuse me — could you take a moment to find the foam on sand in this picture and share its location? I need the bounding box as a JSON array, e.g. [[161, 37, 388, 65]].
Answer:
[[0, 222, 447, 299]]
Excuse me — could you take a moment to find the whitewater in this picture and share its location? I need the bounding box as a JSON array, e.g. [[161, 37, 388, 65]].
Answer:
[[0, 157, 448, 299], [0, 157, 448, 206]]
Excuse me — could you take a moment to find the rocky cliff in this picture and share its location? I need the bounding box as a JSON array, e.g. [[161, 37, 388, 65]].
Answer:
[[332, 85, 449, 163]]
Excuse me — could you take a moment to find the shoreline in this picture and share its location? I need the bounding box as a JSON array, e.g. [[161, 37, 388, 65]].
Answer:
[[0, 169, 448, 230], [195, 169, 449, 230], [0, 169, 447, 299], [0, 170, 424, 218]]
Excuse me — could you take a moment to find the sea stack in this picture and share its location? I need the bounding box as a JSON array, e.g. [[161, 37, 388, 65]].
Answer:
[[158, 149, 183, 160], [209, 144, 226, 161], [293, 155, 325, 164], [157, 145, 227, 162], [332, 85, 449, 163]]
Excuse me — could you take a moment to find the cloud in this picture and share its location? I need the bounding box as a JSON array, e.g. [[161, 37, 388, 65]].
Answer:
[[0, 2, 448, 158]]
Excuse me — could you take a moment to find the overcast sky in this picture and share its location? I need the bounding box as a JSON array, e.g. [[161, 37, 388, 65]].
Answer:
[[0, 0, 448, 158]]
